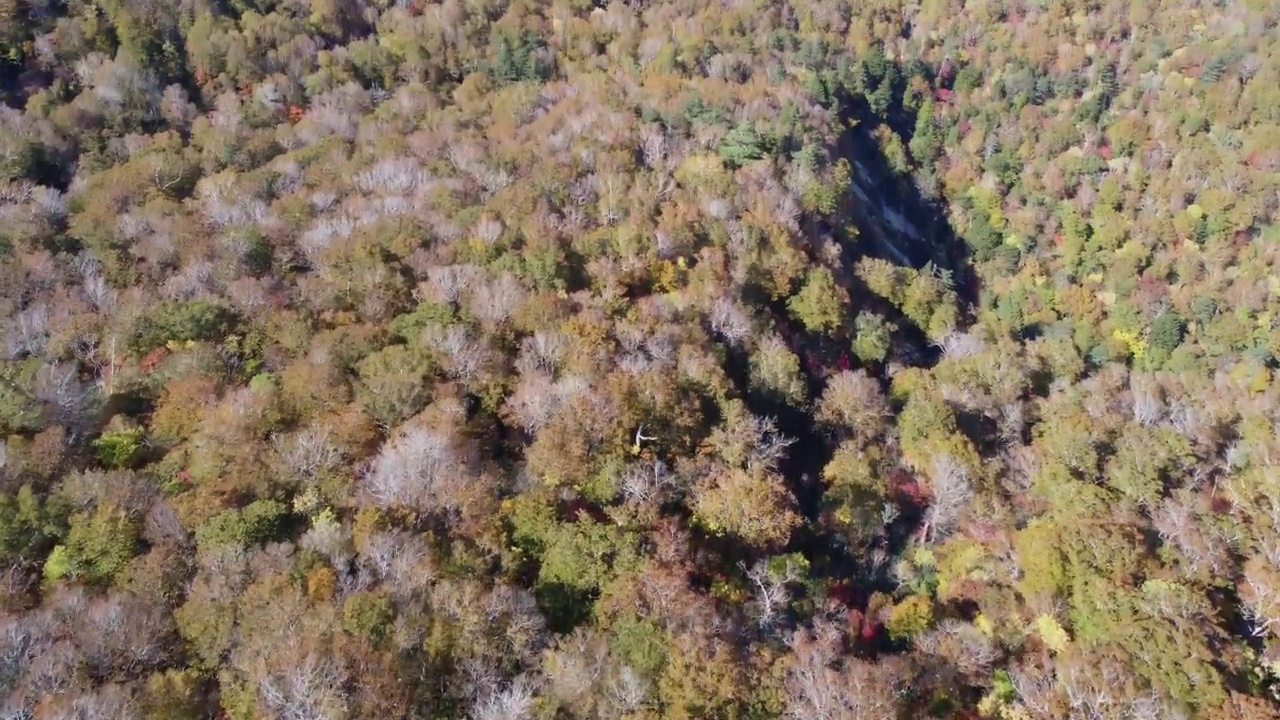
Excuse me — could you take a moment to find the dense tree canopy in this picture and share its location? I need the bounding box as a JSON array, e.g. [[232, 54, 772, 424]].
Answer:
[[2, 0, 1280, 717]]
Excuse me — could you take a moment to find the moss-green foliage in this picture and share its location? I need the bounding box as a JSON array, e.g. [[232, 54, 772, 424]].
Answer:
[[491, 33, 549, 84], [0, 129, 44, 184], [510, 493, 642, 632], [1068, 580, 1225, 711], [748, 339, 808, 407], [247, 372, 276, 394], [239, 229, 274, 276], [852, 312, 894, 363], [800, 157, 851, 215], [900, 270, 958, 340], [342, 590, 394, 644], [610, 613, 669, 675], [895, 392, 976, 470], [194, 499, 289, 550], [1103, 426, 1192, 506], [787, 267, 846, 335], [131, 300, 239, 353], [0, 359, 42, 434], [909, 99, 941, 167], [857, 260, 958, 341], [0, 484, 67, 563], [963, 205, 1004, 262], [718, 121, 769, 167], [44, 504, 138, 585], [858, 45, 903, 118], [93, 427, 146, 469], [1149, 311, 1186, 354], [538, 519, 640, 595], [354, 343, 436, 427], [390, 302, 457, 343]]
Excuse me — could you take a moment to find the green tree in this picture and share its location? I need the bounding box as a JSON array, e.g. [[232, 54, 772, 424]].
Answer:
[[44, 504, 139, 585], [539, 519, 640, 595], [852, 312, 894, 363], [1150, 311, 1186, 354], [94, 427, 146, 469], [194, 499, 289, 550], [719, 121, 769, 167], [131, 300, 239, 353], [355, 344, 436, 428], [0, 483, 66, 562], [343, 591, 394, 644], [909, 99, 941, 166], [0, 359, 42, 434], [492, 34, 548, 84], [787, 267, 847, 334]]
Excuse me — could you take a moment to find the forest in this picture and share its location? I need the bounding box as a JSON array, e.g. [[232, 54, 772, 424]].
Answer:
[[1, 0, 1280, 717]]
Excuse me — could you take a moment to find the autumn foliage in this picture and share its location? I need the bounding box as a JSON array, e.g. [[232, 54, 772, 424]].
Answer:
[[1, 0, 1279, 717]]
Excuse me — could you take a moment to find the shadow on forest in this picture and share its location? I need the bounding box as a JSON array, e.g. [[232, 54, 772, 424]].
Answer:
[[834, 90, 980, 318], [718, 65, 981, 644]]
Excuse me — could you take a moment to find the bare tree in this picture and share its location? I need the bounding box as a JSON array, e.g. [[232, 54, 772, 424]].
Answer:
[[638, 123, 667, 169], [1007, 659, 1062, 719], [357, 531, 434, 601], [422, 324, 492, 381], [0, 612, 42, 696], [515, 331, 568, 377], [355, 157, 425, 196], [934, 329, 987, 360], [360, 426, 468, 514], [782, 619, 900, 720], [225, 277, 272, 317], [620, 459, 679, 507], [470, 675, 537, 720], [4, 302, 49, 359], [42, 682, 138, 720], [1129, 374, 1165, 428], [922, 454, 972, 543], [420, 264, 482, 305], [257, 650, 349, 720], [745, 558, 802, 630], [708, 409, 795, 473], [77, 268, 116, 315], [1152, 493, 1233, 579], [1058, 654, 1135, 720], [295, 83, 369, 144], [273, 426, 344, 488], [503, 371, 562, 434], [299, 515, 354, 582], [10, 636, 78, 704], [75, 593, 176, 679], [915, 619, 999, 684], [56, 469, 154, 519], [469, 273, 527, 327], [1127, 693, 1188, 720], [543, 629, 609, 714], [706, 296, 753, 348], [631, 424, 656, 454], [1239, 555, 1280, 640], [159, 84, 198, 128], [34, 361, 100, 437]]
